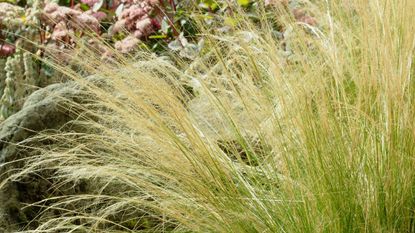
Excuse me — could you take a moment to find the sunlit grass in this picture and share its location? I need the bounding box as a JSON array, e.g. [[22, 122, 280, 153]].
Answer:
[[2, 0, 415, 232]]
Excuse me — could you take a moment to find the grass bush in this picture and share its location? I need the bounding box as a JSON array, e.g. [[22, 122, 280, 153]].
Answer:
[[2, 0, 415, 232]]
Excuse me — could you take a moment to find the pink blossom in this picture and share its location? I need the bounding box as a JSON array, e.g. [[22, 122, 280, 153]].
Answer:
[[43, 3, 81, 25], [43, 2, 59, 14], [51, 21, 69, 40], [58, 6, 82, 17], [92, 11, 107, 21], [115, 35, 140, 53], [112, 19, 127, 34], [111, 0, 160, 39], [133, 30, 143, 38], [72, 14, 100, 32], [121, 5, 146, 21], [85, 10, 107, 21], [0, 44, 15, 57], [151, 18, 161, 29], [147, 0, 159, 6], [136, 17, 152, 34]]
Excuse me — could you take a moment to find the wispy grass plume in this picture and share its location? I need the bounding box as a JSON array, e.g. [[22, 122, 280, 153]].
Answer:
[[3, 0, 415, 232]]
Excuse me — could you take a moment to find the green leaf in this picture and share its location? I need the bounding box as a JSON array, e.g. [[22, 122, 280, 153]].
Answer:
[[178, 32, 188, 46], [115, 3, 124, 17], [0, 0, 18, 4], [92, 0, 104, 12], [161, 17, 170, 34], [79, 3, 90, 11], [237, 0, 250, 7], [168, 39, 182, 51], [149, 34, 167, 39], [199, 0, 219, 11]]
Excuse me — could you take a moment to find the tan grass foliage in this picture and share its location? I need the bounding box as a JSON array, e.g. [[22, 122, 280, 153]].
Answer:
[[2, 0, 415, 232]]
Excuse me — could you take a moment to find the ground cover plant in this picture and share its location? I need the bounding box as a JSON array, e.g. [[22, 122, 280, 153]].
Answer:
[[1, 0, 415, 232]]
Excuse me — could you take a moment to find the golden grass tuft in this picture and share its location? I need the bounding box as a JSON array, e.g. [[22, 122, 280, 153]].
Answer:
[[2, 0, 415, 232]]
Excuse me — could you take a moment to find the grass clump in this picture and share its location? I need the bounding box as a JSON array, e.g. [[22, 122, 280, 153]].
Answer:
[[2, 0, 415, 232]]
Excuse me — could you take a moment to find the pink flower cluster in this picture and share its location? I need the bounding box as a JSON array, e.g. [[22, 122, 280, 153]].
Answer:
[[43, 3, 103, 42], [0, 44, 15, 57], [112, 0, 161, 53]]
